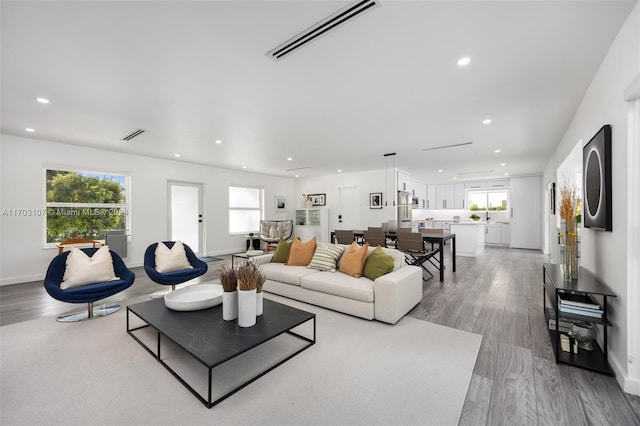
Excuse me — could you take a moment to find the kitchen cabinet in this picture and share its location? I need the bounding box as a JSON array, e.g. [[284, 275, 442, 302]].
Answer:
[[449, 223, 486, 257], [454, 183, 466, 209], [486, 179, 510, 188], [465, 181, 486, 190], [397, 170, 410, 191], [426, 184, 436, 209], [501, 223, 510, 245], [435, 184, 455, 209], [486, 224, 502, 245], [408, 179, 427, 209]]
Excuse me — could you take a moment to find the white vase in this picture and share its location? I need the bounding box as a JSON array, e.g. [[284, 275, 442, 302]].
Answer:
[[238, 289, 257, 327], [256, 291, 263, 316], [222, 291, 238, 321], [305, 199, 313, 208]]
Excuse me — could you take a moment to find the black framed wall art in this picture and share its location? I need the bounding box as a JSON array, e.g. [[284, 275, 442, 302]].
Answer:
[[583, 124, 612, 231]]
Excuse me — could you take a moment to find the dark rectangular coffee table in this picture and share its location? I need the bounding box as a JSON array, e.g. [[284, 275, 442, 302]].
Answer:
[[127, 297, 315, 408]]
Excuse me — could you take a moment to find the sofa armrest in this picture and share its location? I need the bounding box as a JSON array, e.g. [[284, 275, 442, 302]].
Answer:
[[373, 265, 423, 324], [250, 253, 274, 267]]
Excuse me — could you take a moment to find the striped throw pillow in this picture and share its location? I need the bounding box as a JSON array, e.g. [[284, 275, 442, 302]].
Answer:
[[307, 244, 345, 272]]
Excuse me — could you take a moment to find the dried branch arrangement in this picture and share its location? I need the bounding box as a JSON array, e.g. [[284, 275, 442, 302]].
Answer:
[[236, 262, 265, 291], [558, 184, 577, 220], [219, 265, 237, 292]]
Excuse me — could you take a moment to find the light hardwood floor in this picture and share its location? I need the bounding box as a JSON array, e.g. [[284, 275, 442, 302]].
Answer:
[[1, 248, 639, 425]]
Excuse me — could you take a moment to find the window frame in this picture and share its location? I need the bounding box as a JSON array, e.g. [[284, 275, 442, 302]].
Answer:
[[43, 166, 130, 248], [467, 188, 510, 213], [228, 185, 264, 235]]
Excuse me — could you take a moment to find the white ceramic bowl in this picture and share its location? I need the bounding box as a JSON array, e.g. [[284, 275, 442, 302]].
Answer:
[[164, 284, 223, 311]]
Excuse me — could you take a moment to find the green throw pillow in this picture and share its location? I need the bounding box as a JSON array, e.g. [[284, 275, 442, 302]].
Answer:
[[362, 246, 395, 280], [271, 238, 294, 263]]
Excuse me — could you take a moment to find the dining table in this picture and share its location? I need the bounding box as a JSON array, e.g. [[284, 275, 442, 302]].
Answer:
[[330, 230, 456, 282]]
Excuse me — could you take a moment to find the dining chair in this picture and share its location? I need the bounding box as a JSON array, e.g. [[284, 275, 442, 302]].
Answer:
[[396, 232, 436, 280], [363, 229, 386, 248], [334, 230, 356, 245]]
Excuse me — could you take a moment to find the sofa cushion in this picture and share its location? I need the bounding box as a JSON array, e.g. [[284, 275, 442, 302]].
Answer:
[[260, 263, 319, 286], [271, 238, 293, 263], [308, 244, 345, 272], [363, 246, 395, 280], [301, 271, 374, 303], [339, 242, 369, 278], [286, 237, 316, 266]]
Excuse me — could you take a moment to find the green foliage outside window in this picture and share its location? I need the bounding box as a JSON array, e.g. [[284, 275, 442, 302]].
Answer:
[[46, 170, 126, 243]]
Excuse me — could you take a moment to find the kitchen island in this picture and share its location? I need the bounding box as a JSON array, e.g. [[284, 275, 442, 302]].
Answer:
[[449, 222, 486, 257]]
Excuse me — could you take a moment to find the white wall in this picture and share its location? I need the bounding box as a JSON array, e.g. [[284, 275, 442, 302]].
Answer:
[[542, 3, 639, 391], [0, 135, 295, 285], [295, 169, 396, 233]]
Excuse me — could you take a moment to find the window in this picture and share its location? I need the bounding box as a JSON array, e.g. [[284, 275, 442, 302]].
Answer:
[[468, 190, 509, 212], [45, 169, 129, 244], [228, 186, 263, 234]]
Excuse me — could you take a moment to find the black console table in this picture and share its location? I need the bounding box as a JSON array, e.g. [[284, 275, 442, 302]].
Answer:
[[542, 263, 616, 375]]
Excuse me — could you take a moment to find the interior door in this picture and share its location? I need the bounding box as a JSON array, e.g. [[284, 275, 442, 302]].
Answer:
[[337, 186, 360, 230], [510, 176, 541, 249], [168, 181, 203, 255]]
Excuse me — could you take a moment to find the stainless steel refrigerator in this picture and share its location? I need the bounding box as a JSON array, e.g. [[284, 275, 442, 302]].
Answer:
[[397, 190, 412, 229]]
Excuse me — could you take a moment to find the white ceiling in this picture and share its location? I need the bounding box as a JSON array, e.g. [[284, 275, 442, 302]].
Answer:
[[1, 0, 636, 182]]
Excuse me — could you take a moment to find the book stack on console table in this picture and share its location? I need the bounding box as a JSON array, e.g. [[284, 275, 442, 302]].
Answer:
[[546, 308, 574, 333], [558, 292, 603, 319]]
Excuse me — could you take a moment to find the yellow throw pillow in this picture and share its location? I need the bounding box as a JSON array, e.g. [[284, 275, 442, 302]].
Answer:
[[286, 237, 317, 266], [339, 242, 369, 278]]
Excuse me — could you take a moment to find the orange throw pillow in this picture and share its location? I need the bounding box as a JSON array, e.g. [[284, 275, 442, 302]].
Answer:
[[286, 237, 317, 266], [339, 242, 369, 278]]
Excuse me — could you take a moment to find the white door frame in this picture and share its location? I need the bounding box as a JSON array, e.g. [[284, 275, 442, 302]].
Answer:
[[167, 181, 205, 255]]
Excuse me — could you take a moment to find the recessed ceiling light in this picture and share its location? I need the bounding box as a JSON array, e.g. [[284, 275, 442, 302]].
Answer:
[[494, 149, 501, 153], [295, 174, 299, 178], [457, 57, 471, 66], [242, 165, 247, 169], [453, 177, 457, 180], [25, 128, 35, 132], [500, 163, 506, 166], [482, 119, 491, 124], [438, 169, 443, 173], [337, 169, 342, 173], [174, 154, 180, 157], [504, 172, 509, 176], [36, 97, 50, 104], [287, 157, 293, 161], [215, 140, 222, 144]]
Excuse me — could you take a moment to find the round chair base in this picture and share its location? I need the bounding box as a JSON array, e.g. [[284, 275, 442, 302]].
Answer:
[[56, 303, 120, 322]]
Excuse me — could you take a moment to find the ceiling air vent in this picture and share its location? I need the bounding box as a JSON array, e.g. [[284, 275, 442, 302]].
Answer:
[[285, 166, 310, 172], [266, 0, 379, 61], [121, 129, 145, 141]]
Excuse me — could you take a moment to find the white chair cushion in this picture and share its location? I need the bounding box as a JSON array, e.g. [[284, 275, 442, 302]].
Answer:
[[61, 246, 118, 290], [155, 241, 193, 273]]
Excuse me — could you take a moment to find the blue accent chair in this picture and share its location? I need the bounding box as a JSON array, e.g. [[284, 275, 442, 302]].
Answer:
[[144, 242, 208, 292], [44, 248, 135, 322]]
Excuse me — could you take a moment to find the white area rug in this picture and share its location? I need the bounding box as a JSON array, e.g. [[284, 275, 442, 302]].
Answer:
[[1, 294, 482, 426]]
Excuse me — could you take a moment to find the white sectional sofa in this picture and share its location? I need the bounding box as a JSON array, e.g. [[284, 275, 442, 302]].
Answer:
[[252, 245, 423, 324]]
